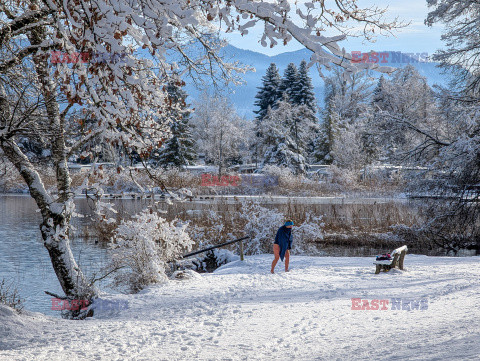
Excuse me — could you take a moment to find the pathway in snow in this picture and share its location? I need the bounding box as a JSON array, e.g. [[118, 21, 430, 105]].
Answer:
[[1, 255, 479, 360]]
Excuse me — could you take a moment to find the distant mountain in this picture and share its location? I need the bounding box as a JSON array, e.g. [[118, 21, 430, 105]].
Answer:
[[183, 45, 452, 119]]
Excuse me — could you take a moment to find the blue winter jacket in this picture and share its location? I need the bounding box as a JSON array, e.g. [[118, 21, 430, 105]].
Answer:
[[274, 225, 293, 261]]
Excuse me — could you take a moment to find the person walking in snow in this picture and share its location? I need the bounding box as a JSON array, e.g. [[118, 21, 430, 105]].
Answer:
[[271, 220, 294, 274]]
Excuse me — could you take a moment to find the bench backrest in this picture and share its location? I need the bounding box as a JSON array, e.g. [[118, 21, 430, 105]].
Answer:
[[390, 252, 400, 268], [392, 245, 408, 255], [392, 245, 408, 270]]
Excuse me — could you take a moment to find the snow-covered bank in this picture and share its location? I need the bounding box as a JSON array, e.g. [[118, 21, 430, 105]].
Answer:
[[0, 192, 410, 204], [1, 255, 479, 360]]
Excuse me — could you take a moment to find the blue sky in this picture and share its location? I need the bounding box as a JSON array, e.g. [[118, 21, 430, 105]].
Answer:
[[224, 0, 445, 57]]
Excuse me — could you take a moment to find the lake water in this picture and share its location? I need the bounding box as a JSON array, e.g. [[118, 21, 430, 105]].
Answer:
[[0, 195, 117, 316], [0, 194, 431, 316]]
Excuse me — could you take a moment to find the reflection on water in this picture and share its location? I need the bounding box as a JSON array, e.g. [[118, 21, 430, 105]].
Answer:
[[0, 196, 113, 316]]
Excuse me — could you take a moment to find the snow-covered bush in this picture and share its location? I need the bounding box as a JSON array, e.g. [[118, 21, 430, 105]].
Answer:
[[293, 213, 325, 255], [240, 201, 284, 255], [361, 166, 405, 188], [109, 210, 194, 292], [110, 170, 151, 193], [210, 248, 239, 267], [262, 164, 296, 183], [187, 210, 227, 249], [328, 165, 358, 188], [152, 168, 199, 190], [182, 200, 325, 257], [0, 279, 23, 312], [262, 164, 321, 195]]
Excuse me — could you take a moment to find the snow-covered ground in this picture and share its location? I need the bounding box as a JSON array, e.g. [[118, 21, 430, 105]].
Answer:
[[1, 254, 479, 361]]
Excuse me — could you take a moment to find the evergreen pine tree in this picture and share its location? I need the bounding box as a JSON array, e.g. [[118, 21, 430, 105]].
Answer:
[[316, 78, 337, 164], [253, 63, 282, 166], [372, 75, 389, 111], [279, 63, 300, 103], [156, 80, 196, 168], [295, 60, 319, 162], [253, 63, 282, 121], [295, 60, 317, 111]]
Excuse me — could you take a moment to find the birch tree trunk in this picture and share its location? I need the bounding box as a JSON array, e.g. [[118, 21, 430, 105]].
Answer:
[[1, 139, 94, 301], [0, 26, 97, 303]]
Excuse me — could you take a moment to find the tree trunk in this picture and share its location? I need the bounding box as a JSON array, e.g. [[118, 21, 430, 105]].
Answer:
[[0, 138, 95, 300], [0, 36, 97, 302]]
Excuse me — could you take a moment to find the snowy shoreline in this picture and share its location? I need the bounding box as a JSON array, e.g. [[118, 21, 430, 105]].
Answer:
[[1, 254, 479, 360], [0, 192, 412, 204]]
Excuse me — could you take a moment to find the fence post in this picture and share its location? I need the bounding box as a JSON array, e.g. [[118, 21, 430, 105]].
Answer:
[[240, 240, 244, 261]]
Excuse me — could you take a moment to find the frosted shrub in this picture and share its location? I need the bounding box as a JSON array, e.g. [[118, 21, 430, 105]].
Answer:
[[328, 165, 358, 187], [0, 279, 24, 311], [262, 164, 317, 194], [187, 210, 227, 248], [110, 170, 150, 193], [109, 210, 194, 292], [240, 201, 284, 255], [293, 213, 325, 255], [263, 165, 296, 187], [184, 200, 325, 257], [152, 168, 199, 189]]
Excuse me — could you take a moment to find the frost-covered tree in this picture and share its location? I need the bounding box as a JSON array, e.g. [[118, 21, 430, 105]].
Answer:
[[278, 63, 316, 163], [156, 80, 196, 168], [259, 98, 310, 174], [372, 75, 391, 110], [191, 94, 252, 174], [253, 63, 282, 164], [373, 65, 439, 164], [318, 69, 375, 167], [0, 0, 403, 307], [331, 114, 378, 172], [426, 0, 480, 96], [279, 63, 300, 103], [109, 210, 194, 293], [258, 61, 320, 166], [254, 63, 282, 121], [295, 60, 319, 162], [255, 60, 319, 164], [315, 79, 337, 164], [389, 0, 480, 252], [294, 60, 317, 111]]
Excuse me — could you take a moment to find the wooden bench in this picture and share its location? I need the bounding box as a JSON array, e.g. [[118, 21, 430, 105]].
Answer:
[[374, 245, 408, 274]]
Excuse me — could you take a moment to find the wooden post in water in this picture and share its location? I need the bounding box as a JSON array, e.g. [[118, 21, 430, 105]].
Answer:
[[240, 240, 244, 261]]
